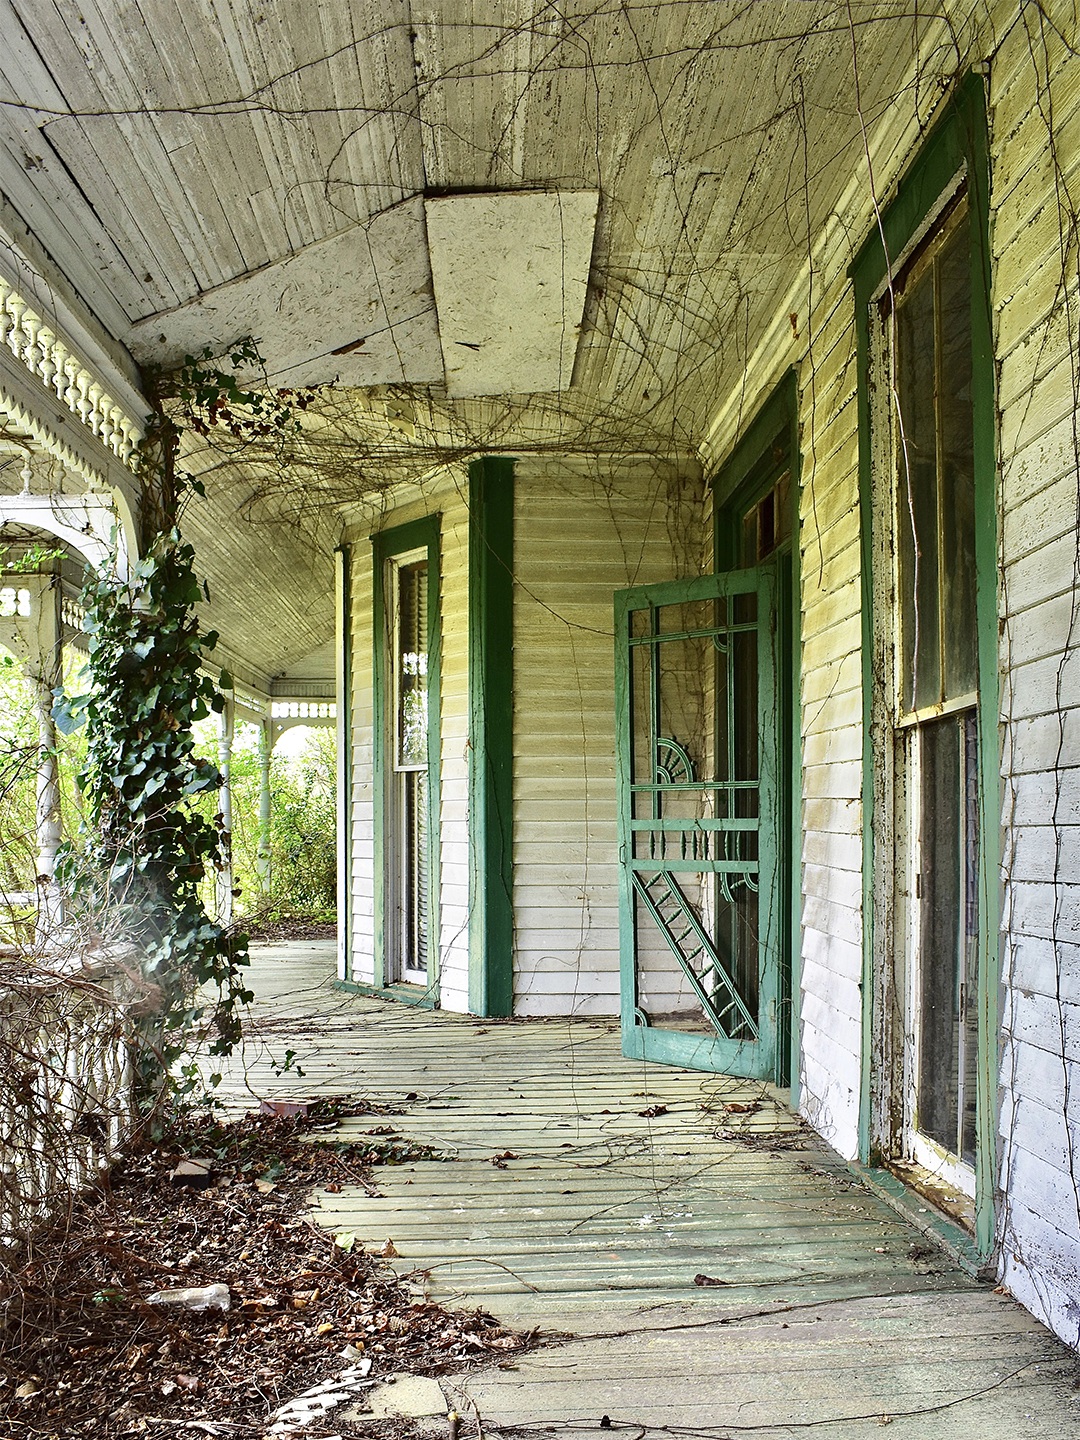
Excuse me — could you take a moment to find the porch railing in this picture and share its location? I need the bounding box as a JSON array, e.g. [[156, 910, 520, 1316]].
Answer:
[[0, 962, 136, 1253]]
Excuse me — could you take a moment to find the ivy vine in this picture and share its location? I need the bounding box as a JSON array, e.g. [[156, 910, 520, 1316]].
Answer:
[[55, 340, 305, 1091]]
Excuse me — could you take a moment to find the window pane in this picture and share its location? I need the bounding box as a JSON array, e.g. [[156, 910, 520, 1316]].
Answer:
[[397, 561, 428, 767], [405, 769, 428, 968], [894, 198, 976, 713], [938, 212, 978, 700], [916, 711, 979, 1161], [917, 715, 962, 1154], [896, 262, 941, 711]]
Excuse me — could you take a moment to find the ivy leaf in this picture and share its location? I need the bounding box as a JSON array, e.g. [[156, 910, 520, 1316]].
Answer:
[[53, 692, 90, 735], [219, 669, 233, 690]]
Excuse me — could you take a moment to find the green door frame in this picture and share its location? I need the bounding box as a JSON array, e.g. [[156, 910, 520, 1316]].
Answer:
[[468, 456, 515, 1017], [850, 72, 998, 1256], [368, 514, 442, 1006], [712, 369, 802, 1094]]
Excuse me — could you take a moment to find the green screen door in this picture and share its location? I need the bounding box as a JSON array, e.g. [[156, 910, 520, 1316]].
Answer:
[[615, 566, 780, 1078]]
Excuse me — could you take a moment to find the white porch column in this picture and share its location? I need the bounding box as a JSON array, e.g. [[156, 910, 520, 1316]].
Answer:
[[215, 697, 234, 925], [11, 576, 65, 931], [32, 612, 62, 930], [256, 716, 272, 898]]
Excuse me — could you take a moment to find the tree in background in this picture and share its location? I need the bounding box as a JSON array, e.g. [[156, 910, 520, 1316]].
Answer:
[[0, 647, 88, 929], [192, 721, 336, 923]]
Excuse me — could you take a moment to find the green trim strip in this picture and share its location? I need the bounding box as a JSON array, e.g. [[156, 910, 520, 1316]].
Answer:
[[371, 515, 442, 1002], [848, 1161, 988, 1279], [335, 544, 352, 980], [711, 369, 799, 519], [711, 367, 802, 1095], [852, 73, 998, 1257], [468, 457, 515, 1017]]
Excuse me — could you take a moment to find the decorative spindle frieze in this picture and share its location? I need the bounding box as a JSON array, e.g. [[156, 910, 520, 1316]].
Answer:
[[0, 275, 144, 473], [60, 594, 85, 631]]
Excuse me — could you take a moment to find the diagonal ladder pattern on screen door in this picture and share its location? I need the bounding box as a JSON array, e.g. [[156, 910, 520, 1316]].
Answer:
[[632, 869, 759, 1040]]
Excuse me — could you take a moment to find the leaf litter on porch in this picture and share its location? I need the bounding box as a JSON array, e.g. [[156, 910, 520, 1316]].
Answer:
[[0, 1100, 541, 1438]]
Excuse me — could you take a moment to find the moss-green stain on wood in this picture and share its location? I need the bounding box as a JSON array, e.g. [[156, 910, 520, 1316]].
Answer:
[[468, 457, 515, 1017], [851, 72, 998, 1257]]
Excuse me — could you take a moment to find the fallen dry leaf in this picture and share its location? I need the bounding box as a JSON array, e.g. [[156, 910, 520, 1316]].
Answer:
[[0, 1100, 538, 1438]]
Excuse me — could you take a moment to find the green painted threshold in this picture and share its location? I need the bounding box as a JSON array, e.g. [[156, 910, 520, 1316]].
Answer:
[[847, 1160, 992, 1281], [334, 980, 436, 1010]]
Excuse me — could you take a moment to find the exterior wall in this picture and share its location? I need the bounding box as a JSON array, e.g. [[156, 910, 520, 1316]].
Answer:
[[991, 17, 1080, 1348], [342, 473, 471, 1012], [347, 542, 375, 981], [698, 7, 1080, 1351], [700, 53, 958, 1167], [794, 284, 865, 1163], [511, 457, 704, 1016]]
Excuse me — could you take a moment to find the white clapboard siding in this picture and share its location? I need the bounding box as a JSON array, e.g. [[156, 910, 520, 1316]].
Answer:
[[992, 13, 1080, 1353], [348, 544, 375, 984], [511, 456, 705, 1017]]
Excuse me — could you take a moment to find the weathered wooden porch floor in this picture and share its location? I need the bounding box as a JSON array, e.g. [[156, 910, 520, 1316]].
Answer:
[[217, 941, 1079, 1437]]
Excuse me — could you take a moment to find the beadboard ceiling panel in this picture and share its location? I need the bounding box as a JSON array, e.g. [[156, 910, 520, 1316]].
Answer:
[[1, 0, 945, 423]]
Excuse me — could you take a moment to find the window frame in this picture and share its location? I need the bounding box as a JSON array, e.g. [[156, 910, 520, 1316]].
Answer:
[[371, 516, 442, 1003], [851, 72, 998, 1257]]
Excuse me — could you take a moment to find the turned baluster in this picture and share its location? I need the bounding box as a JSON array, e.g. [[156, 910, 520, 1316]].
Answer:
[[0, 276, 11, 353], [75, 372, 92, 428], [6, 291, 26, 361], [118, 416, 136, 466], [37, 327, 57, 392], [22, 310, 42, 376], [87, 380, 103, 435], [98, 398, 115, 452], [49, 338, 68, 400], [62, 355, 80, 413]]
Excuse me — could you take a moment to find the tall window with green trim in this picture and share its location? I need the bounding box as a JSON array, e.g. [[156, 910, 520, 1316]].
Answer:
[[889, 194, 980, 1175], [372, 517, 441, 998], [852, 74, 997, 1247]]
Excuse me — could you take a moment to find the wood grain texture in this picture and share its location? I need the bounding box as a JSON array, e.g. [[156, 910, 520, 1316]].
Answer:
[[211, 941, 1078, 1440]]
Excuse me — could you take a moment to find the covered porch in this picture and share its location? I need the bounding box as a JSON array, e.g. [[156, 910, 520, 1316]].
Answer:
[[216, 940, 1080, 1435]]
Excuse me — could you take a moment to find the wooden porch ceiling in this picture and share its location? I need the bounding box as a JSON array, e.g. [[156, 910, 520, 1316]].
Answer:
[[0, 2, 970, 681]]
